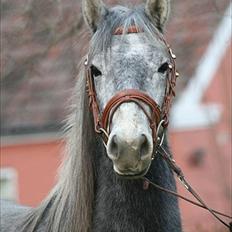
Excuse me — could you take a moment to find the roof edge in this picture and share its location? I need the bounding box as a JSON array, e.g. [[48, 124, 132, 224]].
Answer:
[[1, 132, 64, 147]]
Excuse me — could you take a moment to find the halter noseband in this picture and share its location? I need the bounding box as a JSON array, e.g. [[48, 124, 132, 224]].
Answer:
[[85, 26, 179, 144]]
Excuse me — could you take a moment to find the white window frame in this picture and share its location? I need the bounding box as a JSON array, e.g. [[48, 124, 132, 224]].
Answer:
[[0, 167, 19, 202]]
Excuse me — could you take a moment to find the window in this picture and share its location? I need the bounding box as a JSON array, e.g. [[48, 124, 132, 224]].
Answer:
[[0, 168, 18, 202]]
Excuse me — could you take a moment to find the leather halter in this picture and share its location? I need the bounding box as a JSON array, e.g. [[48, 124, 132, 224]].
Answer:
[[85, 26, 179, 144], [101, 89, 161, 141], [114, 25, 143, 35]]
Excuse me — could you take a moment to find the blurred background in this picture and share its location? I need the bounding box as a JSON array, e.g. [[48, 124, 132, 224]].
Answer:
[[1, 0, 231, 231]]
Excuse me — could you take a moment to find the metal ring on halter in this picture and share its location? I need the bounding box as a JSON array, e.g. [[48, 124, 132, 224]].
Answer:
[[152, 119, 165, 160], [156, 119, 165, 147], [98, 128, 109, 148], [84, 56, 89, 66], [99, 128, 109, 139]]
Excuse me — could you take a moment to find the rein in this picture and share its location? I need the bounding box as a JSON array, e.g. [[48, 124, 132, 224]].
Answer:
[[144, 140, 232, 231], [85, 25, 232, 231]]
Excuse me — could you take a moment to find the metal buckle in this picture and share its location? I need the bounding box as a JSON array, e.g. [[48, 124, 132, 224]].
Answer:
[[98, 128, 109, 148], [177, 176, 189, 190], [152, 120, 165, 160], [84, 56, 89, 66], [156, 119, 165, 147]]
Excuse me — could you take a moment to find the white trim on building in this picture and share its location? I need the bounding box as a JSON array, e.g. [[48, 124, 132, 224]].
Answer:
[[170, 3, 232, 131], [1, 132, 63, 147], [0, 168, 18, 202]]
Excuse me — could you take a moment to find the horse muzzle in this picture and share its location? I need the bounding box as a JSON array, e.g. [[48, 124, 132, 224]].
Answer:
[[106, 102, 154, 178]]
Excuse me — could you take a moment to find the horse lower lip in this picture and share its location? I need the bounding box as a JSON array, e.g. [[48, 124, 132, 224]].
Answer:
[[115, 168, 148, 179]]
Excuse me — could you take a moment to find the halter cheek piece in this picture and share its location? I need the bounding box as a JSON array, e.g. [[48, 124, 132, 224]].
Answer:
[[85, 25, 179, 145]]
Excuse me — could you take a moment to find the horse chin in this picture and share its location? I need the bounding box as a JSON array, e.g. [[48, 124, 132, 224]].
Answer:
[[113, 164, 150, 180]]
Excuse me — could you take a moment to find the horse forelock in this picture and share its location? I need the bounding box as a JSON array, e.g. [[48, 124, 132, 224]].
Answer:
[[88, 5, 163, 62]]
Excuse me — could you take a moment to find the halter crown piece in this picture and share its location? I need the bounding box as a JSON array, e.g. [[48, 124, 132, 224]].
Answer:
[[85, 25, 179, 144]]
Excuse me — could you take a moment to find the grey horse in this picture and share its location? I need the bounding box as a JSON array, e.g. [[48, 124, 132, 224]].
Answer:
[[1, 0, 182, 231]]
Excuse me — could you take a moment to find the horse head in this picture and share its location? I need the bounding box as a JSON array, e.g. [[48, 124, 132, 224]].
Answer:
[[82, 0, 177, 178]]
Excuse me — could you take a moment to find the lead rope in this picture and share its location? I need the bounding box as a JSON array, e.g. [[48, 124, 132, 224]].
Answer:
[[143, 176, 232, 220], [143, 141, 232, 231]]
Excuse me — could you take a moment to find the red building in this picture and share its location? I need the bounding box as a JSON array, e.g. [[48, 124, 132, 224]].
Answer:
[[1, 1, 231, 231]]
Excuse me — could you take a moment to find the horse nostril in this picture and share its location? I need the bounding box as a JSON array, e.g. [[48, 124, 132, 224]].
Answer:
[[140, 134, 150, 159], [107, 135, 119, 159], [107, 133, 152, 161]]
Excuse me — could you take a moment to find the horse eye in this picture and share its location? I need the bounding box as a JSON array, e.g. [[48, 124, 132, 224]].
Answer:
[[91, 65, 102, 77], [158, 62, 169, 74]]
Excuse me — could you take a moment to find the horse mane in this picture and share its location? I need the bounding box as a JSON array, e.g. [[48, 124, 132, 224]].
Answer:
[[19, 6, 165, 232], [19, 66, 96, 232]]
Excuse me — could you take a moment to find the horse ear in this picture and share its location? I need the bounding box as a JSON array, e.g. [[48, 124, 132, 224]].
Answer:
[[82, 0, 106, 32], [145, 0, 170, 31]]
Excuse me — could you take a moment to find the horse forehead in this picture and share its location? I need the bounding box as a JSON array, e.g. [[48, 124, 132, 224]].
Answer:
[[111, 34, 164, 63], [112, 34, 149, 53]]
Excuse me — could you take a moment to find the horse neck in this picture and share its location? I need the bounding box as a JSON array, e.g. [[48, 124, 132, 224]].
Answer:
[[92, 136, 182, 232]]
